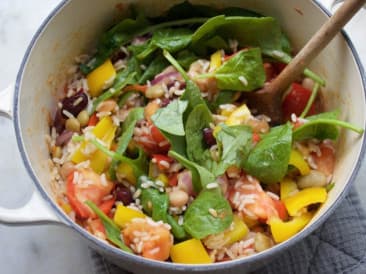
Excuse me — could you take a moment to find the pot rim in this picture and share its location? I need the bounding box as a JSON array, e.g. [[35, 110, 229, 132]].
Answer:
[[13, 0, 366, 271]]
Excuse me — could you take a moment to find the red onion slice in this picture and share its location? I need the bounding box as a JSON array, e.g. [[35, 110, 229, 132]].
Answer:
[[55, 130, 74, 146]]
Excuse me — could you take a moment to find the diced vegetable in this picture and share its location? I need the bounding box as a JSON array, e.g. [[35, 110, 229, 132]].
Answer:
[[254, 232, 273, 252], [288, 149, 310, 175], [209, 50, 222, 71], [116, 162, 136, 184], [156, 173, 169, 186], [113, 204, 146, 228], [87, 59, 116, 97], [170, 238, 212, 264], [71, 116, 117, 174], [268, 212, 313, 243], [280, 178, 298, 199], [225, 103, 251, 126], [283, 187, 327, 216]]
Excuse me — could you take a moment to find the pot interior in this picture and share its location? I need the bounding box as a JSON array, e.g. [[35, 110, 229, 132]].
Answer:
[[15, 0, 365, 268]]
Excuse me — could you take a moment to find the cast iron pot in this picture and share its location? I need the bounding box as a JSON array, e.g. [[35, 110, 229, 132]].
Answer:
[[0, 0, 365, 273]]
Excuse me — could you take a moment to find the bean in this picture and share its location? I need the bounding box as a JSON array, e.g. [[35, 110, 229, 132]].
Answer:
[[97, 99, 117, 113], [53, 109, 65, 134], [61, 91, 88, 118], [297, 170, 327, 189], [254, 233, 272, 252], [145, 84, 165, 99], [60, 162, 75, 180], [77, 110, 89, 127], [115, 186, 133, 205], [169, 189, 189, 207], [65, 118, 81, 132], [202, 127, 216, 147]]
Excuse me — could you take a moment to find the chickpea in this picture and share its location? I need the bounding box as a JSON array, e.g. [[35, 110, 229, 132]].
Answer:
[[77, 110, 89, 127], [97, 99, 117, 113], [169, 189, 189, 207], [254, 233, 273, 252], [145, 84, 165, 99], [59, 162, 75, 180], [65, 117, 80, 132]]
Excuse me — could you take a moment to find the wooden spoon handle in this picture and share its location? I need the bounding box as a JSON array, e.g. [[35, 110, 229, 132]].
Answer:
[[269, 0, 365, 95]]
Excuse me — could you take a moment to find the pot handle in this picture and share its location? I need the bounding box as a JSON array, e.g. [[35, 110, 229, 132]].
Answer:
[[0, 85, 66, 226]]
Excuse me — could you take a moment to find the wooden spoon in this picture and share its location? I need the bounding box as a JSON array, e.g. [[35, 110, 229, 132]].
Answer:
[[244, 0, 365, 124]]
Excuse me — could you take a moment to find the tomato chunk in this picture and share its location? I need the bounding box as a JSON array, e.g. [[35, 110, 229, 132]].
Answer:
[[282, 83, 316, 121], [66, 169, 114, 219]]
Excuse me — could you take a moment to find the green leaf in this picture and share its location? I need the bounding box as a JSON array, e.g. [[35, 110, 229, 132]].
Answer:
[[118, 91, 137, 107], [208, 48, 265, 91], [151, 99, 188, 136], [181, 80, 208, 114], [109, 108, 144, 180], [154, 28, 193, 52], [192, 16, 286, 54], [85, 201, 132, 253], [244, 123, 292, 184], [160, 130, 187, 157], [293, 110, 364, 141], [214, 124, 252, 176], [185, 104, 213, 164], [183, 189, 233, 239], [169, 151, 215, 192], [209, 90, 238, 111], [138, 179, 187, 239], [138, 55, 169, 84]]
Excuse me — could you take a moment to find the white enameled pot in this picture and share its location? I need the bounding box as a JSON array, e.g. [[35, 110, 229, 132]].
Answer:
[[0, 0, 365, 273]]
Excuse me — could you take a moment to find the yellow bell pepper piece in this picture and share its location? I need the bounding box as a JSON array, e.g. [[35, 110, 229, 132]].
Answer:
[[289, 149, 310, 175], [61, 203, 72, 214], [224, 215, 249, 245], [116, 162, 136, 185], [209, 50, 222, 71], [87, 59, 116, 97], [283, 187, 327, 216], [170, 239, 212, 264], [225, 104, 251, 126], [280, 178, 298, 199], [156, 173, 169, 187], [269, 212, 313, 243], [71, 117, 117, 173], [113, 204, 146, 228]]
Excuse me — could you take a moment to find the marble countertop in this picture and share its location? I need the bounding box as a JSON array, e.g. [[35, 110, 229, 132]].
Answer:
[[0, 1, 365, 274]]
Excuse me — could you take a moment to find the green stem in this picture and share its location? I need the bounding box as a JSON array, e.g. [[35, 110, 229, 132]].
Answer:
[[296, 119, 364, 134], [163, 49, 189, 81], [300, 82, 319, 118], [194, 73, 215, 80]]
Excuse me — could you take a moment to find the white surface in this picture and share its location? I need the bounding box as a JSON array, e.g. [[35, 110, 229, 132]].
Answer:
[[0, 1, 365, 274]]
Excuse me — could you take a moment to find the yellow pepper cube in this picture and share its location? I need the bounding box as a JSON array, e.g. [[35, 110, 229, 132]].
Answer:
[[156, 173, 169, 187], [269, 212, 313, 243], [209, 50, 222, 71], [283, 187, 327, 216], [170, 239, 212, 264], [116, 162, 136, 185], [280, 178, 298, 199], [224, 215, 249, 245], [87, 59, 116, 97], [225, 104, 251, 126], [113, 204, 146, 228], [289, 149, 310, 175]]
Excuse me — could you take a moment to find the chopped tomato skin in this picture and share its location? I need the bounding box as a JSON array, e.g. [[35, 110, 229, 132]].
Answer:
[[168, 173, 179, 187], [134, 122, 170, 155], [272, 199, 288, 221], [311, 143, 335, 177], [88, 113, 99, 126], [66, 169, 114, 219], [282, 83, 316, 121], [152, 154, 174, 170]]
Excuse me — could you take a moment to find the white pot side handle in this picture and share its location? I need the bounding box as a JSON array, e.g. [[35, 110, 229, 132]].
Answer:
[[0, 85, 65, 225]]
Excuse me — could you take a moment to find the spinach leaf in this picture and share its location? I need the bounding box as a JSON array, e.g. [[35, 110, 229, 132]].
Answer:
[[160, 130, 187, 157], [181, 80, 209, 115], [151, 99, 188, 136], [118, 91, 137, 107], [138, 28, 193, 60], [139, 181, 187, 239], [185, 104, 213, 164], [80, 14, 149, 74], [138, 55, 168, 84], [293, 110, 364, 141], [85, 201, 132, 253], [192, 15, 287, 54], [183, 189, 233, 239], [244, 123, 292, 184], [214, 124, 252, 176], [169, 151, 215, 192], [109, 108, 144, 179], [176, 50, 198, 70], [201, 48, 265, 91]]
